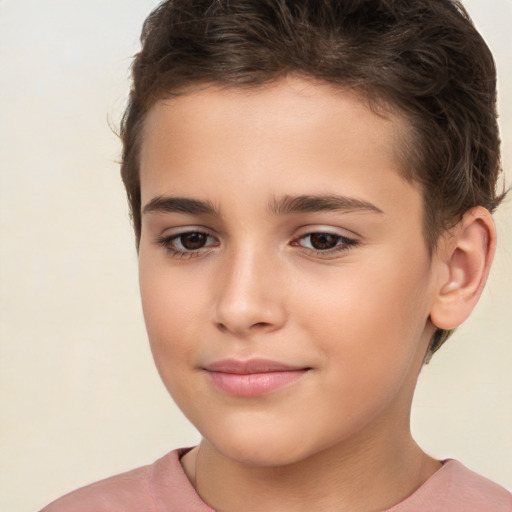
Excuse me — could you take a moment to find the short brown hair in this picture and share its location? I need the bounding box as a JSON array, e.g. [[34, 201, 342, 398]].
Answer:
[[120, 0, 505, 357]]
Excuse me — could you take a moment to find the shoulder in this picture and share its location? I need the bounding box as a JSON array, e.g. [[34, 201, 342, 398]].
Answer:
[[390, 459, 512, 512], [447, 460, 512, 512], [439, 460, 512, 510], [39, 462, 155, 512], [40, 448, 211, 512]]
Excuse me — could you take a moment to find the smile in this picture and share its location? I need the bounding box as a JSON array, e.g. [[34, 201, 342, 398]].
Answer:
[[203, 359, 311, 397]]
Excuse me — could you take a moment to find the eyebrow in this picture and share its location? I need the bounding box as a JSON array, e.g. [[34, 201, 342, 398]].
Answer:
[[142, 193, 383, 217], [142, 196, 220, 216], [268, 194, 384, 215]]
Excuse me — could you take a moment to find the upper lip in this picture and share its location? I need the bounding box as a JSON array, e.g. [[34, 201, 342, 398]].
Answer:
[[203, 358, 309, 374]]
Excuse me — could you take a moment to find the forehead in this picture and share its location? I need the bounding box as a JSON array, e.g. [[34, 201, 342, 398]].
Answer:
[[142, 78, 408, 146], [139, 77, 418, 216]]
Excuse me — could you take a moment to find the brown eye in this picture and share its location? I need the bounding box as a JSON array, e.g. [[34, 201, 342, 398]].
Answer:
[[295, 232, 358, 255], [307, 233, 341, 250], [156, 230, 218, 257], [179, 232, 208, 250]]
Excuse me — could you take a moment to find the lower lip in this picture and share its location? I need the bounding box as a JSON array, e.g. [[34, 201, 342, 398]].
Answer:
[[206, 370, 309, 397]]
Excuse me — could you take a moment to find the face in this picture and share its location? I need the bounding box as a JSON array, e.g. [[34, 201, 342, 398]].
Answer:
[[138, 78, 438, 467]]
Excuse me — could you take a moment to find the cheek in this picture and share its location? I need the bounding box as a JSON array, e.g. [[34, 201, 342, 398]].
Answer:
[[139, 260, 204, 379], [300, 254, 432, 386]]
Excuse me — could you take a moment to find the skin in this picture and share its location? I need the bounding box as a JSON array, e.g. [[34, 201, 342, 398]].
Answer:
[[137, 77, 492, 511]]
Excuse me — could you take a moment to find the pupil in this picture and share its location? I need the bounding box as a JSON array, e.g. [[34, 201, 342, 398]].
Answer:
[[181, 233, 206, 250], [310, 233, 338, 250]]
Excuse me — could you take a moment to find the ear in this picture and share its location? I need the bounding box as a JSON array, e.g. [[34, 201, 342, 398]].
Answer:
[[429, 207, 496, 330]]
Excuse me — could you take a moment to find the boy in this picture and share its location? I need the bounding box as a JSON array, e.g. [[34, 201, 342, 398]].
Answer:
[[42, 0, 511, 510]]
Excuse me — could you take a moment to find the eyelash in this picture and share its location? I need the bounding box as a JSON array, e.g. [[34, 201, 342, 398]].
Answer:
[[155, 231, 359, 259], [293, 232, 359, 257], [156, 231, 217, 259]]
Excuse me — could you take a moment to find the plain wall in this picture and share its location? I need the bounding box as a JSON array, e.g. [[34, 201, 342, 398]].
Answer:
[[0, 1, 510, 510]]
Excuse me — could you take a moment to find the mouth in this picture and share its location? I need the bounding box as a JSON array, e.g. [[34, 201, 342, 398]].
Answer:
[[202, 358, 311, 397]]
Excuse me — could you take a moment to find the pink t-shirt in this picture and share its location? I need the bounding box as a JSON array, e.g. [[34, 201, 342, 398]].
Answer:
[[41, 448, 512, 511]]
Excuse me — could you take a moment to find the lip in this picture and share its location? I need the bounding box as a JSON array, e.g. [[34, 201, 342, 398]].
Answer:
[[203, 358, 311, 397]]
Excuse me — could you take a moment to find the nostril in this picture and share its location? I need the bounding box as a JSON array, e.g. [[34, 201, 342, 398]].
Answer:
[[251, 322, 271, 329], [214, 320, 273, 335], [215, 322, 228, 332]]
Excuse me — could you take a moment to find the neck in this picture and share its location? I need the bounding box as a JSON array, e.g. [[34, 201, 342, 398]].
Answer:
[[182, 420, 440, 512]]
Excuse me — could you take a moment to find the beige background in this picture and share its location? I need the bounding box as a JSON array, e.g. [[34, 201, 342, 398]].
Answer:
[[0, 1, 510, 510]]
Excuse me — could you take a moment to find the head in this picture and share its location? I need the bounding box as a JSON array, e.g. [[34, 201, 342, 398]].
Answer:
[[121, 1, 504, 360], [124, 0, 505, 466]]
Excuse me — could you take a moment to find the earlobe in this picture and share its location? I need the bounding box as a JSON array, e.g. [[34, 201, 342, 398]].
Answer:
[[430, 207, 496, 330]]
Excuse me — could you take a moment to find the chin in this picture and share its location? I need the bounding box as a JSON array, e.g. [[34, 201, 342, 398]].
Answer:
[[216, 441, 304, 468], [202, 422, 324, 468]]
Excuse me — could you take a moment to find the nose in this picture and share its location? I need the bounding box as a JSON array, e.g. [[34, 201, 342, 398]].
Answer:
[[213, 244, 287, 337]]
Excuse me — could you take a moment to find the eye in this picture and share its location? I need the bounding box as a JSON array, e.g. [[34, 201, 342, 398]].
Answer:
[[301, 233, 342, 250], [156, 230, 218, 257], [295, 232, 358, 255], [176, 232, 210, 250]]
